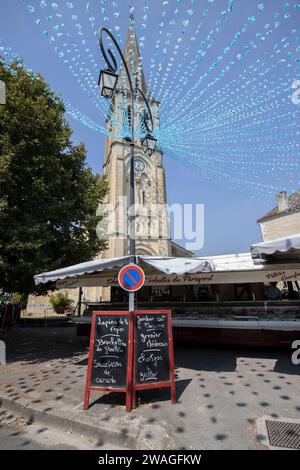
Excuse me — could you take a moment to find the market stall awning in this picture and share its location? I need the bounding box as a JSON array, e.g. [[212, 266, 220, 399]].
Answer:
[[251, 234, 300, 260], [139, 256, 212, 275], [34, 252, 300, 287], [34, 256, 131, 285], [34, 255, 213, 285]]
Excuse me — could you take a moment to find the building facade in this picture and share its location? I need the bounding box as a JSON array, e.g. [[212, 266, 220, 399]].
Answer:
[[257, 190, 300, 241]]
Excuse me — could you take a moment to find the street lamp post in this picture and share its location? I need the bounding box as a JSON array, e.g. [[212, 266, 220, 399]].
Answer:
[[98, 22, 156, 311]]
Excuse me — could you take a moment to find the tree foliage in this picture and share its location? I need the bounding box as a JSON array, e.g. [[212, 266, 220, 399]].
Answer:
[[0, 61, 108, 295]]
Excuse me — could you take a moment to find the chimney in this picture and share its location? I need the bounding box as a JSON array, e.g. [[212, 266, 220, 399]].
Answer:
[[276, 191, 289, 212]]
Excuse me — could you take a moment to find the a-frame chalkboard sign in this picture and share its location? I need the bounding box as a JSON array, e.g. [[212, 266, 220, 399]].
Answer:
[[132, 310, 176, 409], [83, 310, 175, 412], [83, 311, 133, 412]]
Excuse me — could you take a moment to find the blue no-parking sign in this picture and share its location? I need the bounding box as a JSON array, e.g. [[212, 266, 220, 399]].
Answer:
[[118, 264, 145, 292]]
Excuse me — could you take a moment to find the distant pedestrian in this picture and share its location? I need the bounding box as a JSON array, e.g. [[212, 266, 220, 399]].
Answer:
[[266, 283, 281, 300]]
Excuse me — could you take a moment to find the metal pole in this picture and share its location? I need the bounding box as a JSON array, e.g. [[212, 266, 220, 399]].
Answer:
[[99, 23, 155, 313], [78, 286, 83, 316], [129, 90, 136, 311]]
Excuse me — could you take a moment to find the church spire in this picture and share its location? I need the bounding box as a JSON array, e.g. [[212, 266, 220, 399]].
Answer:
[[123, 15, 148, 94]]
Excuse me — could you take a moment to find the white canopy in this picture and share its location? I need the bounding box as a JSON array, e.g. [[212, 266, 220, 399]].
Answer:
[[251, 234, 300, 259], [139, 256, 212, 275], [34, 255, 212, 285], [34, 252, 300, 287]]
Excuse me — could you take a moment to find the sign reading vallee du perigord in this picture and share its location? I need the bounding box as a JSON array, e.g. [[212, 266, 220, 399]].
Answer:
[[56, 269, 300, 289]]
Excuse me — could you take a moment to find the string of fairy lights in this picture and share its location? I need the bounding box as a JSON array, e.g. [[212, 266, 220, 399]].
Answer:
[[0, 0, 300, 199]]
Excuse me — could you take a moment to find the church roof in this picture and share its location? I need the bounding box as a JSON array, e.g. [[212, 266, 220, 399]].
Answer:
[[171, 240, 195, 257]]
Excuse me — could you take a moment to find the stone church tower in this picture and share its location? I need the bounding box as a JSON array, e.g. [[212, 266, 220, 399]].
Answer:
[[101, 26, 171, 259]]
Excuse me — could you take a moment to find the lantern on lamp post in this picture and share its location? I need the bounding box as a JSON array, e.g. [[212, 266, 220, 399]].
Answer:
[[98, 69, 118, 99], [141, 133, 157, 157]]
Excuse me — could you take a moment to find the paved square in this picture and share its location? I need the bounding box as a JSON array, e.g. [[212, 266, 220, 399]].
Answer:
[[0, 326, 299, 449]]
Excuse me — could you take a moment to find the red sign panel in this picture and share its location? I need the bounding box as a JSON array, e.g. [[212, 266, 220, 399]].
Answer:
[[83, 311, 133, 412], [132, 310, 176, 409], [83, 310, 175, 412]]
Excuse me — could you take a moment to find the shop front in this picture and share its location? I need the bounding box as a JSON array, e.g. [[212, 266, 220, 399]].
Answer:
[[34, 252, 300, 348]]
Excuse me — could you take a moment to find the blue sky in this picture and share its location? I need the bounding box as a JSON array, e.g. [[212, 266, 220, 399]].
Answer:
[[1, 0, 300, 255]]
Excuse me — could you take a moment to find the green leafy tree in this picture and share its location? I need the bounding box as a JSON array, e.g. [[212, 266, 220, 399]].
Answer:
[[0, 61, 108, 295]]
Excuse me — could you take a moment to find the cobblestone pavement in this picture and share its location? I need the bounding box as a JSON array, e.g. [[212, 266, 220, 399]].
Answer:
[[0, 326, 299, 449]]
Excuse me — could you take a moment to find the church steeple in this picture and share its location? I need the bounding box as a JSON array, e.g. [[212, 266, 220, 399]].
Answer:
[[101, 14, 171, 262], [123, 18, 148, 94]]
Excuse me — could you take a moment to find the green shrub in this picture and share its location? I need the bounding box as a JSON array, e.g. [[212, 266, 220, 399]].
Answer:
[[49, 292, 73, 313]]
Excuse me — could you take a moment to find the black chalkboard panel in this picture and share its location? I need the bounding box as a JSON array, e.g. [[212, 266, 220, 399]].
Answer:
[[90, 314, 129, 388], [135, 313, 170, 385]]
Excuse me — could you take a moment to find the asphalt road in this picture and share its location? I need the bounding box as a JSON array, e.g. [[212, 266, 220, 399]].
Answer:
[[0, 410, 123, 450], [0, 422, 80, 450], [0, 424, 52, 450]]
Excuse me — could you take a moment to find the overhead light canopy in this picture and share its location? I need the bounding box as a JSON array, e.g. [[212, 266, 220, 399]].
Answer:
[[141, 133, 157, 157], [98, 69, 118, 99]]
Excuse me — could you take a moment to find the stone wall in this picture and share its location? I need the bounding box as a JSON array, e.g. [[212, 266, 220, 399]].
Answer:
[[260, 211, 300, 241]]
